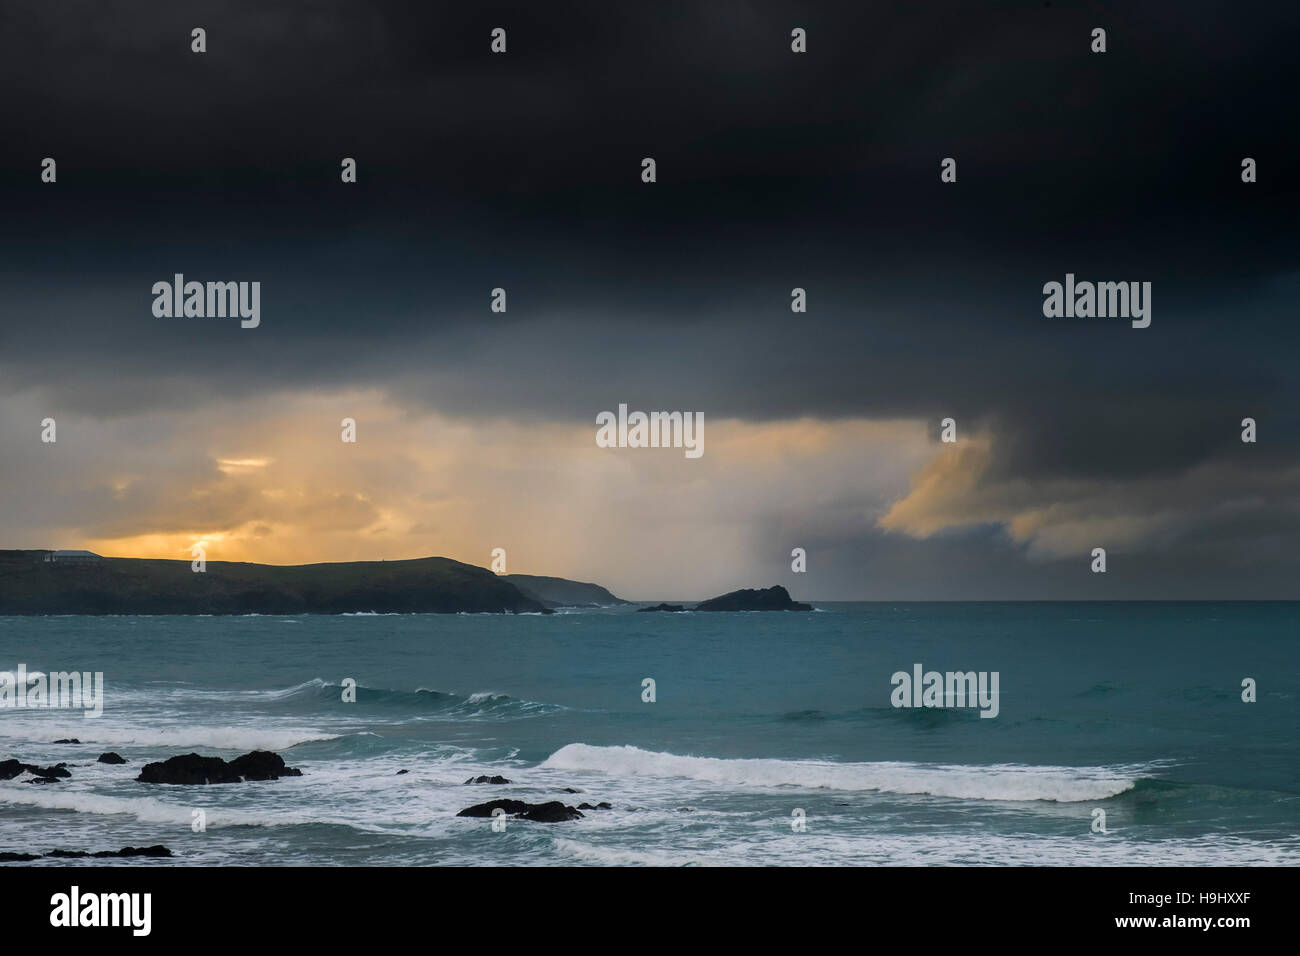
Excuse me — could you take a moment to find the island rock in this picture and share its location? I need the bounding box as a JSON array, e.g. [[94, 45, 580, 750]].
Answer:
[[693, 585, 813, 612]]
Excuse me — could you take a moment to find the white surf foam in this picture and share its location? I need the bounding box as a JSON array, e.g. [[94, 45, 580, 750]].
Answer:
[[540, 743, 1141, 802], [551, 837, 690, 866], [0, 785, 353, 829], [0, 723, 336, 751]]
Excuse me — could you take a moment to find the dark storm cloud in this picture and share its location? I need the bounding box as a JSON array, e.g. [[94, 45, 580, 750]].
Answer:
[[0, 1, 1297, 594]]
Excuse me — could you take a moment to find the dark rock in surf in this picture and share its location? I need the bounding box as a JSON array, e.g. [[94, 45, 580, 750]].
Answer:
[[229, 750, 302, 781], [638, 603, 686, 612], [457, 798, 584, 822], [96, 845, 172, 858], [137, 753, 239, 785], [44, 848, 170, 863], [464, 775, 511, 785], [0, 759, 70, 780], [458, 798, 531, 817], [136, 750, 301, 785], [53, 738, 81, 744], [519, 801, 583, 822], [97, 752, 127, 764]]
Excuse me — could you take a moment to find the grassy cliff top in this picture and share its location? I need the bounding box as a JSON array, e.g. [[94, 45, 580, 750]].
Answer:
[[0, 552, 549, 615]]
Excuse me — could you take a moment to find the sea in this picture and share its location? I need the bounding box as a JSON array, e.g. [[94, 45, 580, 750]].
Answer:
[[1, 602, 1296, 866]]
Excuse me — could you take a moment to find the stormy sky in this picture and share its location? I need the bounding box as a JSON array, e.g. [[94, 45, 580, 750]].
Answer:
[[1, 0, 1296, 599]]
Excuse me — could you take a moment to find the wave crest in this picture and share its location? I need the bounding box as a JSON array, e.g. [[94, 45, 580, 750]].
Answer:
[[540, 744, 1143, 802], [262, 679, 565, 719]]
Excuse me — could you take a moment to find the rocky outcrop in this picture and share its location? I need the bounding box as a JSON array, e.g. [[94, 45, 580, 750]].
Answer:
[[137, 754, 238, 784], [464, 775, 512, 784], [1, 846, 171, 862], [97, 752, 127, 764], [46, 846, 172, 858], [0, 759, 70, 781], [693, 586, 813, 612], [230, 750, 303, 781], [638, 603, 686, 612], [457, 799, 584, 822], [136, 750, 302, 784]]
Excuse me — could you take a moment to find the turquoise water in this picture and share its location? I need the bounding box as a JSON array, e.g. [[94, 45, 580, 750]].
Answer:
[[1, 603, 1296, 865]]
